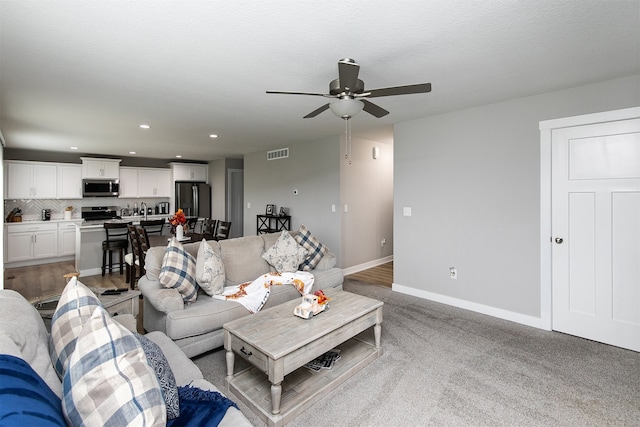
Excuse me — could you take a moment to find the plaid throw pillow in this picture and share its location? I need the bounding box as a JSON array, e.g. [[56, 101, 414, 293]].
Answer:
[[159, 238, 198, 305], [294, 225, 329, 271], [49, 277, 102, 379], [63, 306, 166, 426]]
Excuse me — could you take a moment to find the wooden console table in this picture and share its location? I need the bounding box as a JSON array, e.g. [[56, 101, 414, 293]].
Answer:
[[257, 215, 291, 234]]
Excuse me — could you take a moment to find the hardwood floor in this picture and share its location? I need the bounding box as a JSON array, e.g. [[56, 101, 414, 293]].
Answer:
[[4, 260, 129, 303], [345, 261, 393, 288]]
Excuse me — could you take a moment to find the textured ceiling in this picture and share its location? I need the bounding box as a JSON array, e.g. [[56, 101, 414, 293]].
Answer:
[[1, 1, 638, 161]]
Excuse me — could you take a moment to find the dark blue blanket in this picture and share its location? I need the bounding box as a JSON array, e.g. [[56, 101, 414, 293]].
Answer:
[[167, 384, 239, 427]]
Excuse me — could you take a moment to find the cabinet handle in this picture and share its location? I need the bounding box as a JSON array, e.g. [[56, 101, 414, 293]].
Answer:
[[240, 346, 252, 357]]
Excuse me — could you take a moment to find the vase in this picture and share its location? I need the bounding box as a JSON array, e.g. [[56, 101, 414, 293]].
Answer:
[[176, 224, 184, 240]]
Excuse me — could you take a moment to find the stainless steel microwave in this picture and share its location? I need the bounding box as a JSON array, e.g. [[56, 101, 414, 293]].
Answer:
[[82, 179, 119, 197]]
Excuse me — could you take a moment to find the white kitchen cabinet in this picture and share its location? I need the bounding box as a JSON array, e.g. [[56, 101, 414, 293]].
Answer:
[[58, 221, 82, 257], [119, 167, 170, 198], [138, 168, 171, 197], [5, 161, 57, 199], [5, 223, 58, 263], [81, 157, 121, 179], [118, 167, 139, 198], [57, 164, 83, 199], [171, 163, 208, 182]]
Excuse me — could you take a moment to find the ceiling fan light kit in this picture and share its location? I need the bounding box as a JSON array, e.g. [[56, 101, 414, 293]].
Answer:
[[330, 98, 364, 119]]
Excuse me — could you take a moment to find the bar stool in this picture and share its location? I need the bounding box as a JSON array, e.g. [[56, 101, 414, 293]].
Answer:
[[102, 222, 131, 276]]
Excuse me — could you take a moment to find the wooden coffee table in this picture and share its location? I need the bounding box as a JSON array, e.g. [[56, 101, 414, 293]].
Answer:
[[224, 289, 383, 427]]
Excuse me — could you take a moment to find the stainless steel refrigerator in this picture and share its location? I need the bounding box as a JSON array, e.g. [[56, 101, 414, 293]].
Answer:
[[175, 181, 211, 218]]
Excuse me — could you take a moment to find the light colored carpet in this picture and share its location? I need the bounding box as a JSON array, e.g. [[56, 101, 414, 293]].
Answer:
[[193, 278, 640, 426]]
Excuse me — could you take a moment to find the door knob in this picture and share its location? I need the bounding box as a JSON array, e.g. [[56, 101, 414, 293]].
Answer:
[[555, 237, 563, 244]]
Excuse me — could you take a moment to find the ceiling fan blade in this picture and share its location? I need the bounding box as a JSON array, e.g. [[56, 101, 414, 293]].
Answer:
[[303, 103, 330, 118], [338, 59, 360, 92], [366, 83, 432, 98], [361, 99, 389, 118], [266, 90, 329, 97]]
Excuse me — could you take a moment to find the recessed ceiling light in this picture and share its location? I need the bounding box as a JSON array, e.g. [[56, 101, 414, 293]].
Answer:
[[70, 146, 78, 150], [175, 155, 182, 158], [129, 151, 136, 155], [209, 134, 218, 138], [139, 124, 150, 129]]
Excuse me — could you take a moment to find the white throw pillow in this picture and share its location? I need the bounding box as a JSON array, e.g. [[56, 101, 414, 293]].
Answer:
[[262, 231, 308, 273], [196, 239, 226, 296]]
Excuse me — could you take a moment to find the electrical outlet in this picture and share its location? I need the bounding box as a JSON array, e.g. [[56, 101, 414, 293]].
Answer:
[[450, 267, 457, 280], [381, 238, 386, 247]]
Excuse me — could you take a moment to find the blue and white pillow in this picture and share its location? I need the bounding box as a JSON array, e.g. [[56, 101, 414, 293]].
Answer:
[[49, 277, 102, 379], [62, 305, 166, 426], [135, 332, 180, 419], [159, 238, 199, 304], [295, 224, 329, 271]]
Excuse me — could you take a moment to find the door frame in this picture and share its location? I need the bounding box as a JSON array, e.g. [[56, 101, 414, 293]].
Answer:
[[539, 106, 640, 331], [227, 168, 243, 238]]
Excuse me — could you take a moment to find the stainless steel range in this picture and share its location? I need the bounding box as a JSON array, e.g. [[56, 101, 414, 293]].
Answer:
[[81, 206, 119, 222]]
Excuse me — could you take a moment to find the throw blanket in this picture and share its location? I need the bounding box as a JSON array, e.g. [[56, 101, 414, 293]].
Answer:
[[167, 385, 238, 427], [213, 271, 314, 313]]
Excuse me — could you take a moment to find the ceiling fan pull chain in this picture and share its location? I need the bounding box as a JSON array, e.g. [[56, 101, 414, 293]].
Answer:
[[344, 118, 352, 164]]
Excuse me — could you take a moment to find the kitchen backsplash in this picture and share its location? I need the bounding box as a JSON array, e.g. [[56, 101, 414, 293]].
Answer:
[[5, 197, 170, 221]]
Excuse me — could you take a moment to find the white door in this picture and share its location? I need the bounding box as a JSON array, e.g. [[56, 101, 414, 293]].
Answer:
[[552, 118, 640, 351]]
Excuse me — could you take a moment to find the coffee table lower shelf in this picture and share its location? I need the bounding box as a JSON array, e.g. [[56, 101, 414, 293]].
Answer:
[[227, 336, 381, 427]]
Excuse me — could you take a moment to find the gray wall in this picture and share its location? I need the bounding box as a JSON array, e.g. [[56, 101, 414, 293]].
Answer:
[[340, 136, 394, 269], [394, 74, 640, 320], [244, 136, 342, 263]]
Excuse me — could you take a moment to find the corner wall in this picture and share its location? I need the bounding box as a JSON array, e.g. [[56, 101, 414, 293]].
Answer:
[[393, 74, 640, 324], [340, 136, 393, 271]]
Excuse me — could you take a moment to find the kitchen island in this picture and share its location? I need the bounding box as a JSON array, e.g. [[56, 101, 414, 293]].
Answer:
[[75, 215, 169, 276]]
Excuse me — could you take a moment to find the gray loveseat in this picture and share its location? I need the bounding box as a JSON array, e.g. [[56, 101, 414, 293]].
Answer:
[[0, 289, 251, 426], [138, 232, 344, 357]]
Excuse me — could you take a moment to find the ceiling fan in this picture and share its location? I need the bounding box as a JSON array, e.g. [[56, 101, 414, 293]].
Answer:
[[266, 58, 432, 120]]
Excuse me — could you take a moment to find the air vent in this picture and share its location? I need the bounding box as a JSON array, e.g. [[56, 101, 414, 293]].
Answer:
[[267, 147, 289, 160]]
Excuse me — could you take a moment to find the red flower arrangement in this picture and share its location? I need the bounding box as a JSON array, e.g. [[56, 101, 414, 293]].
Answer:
[[169, 209, 186, 226]]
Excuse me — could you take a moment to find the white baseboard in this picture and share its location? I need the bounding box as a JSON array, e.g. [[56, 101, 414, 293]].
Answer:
[[80, 267, 104, 277], [342, 256, 393, 276], [392, 283, 543, 329]]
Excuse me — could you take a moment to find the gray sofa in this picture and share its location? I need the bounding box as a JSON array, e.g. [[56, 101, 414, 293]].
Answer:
[[138, 232, 344, 357], [0, 289, 251, 426]]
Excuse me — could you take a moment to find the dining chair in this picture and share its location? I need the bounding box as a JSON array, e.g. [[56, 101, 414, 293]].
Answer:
[[186, 217, 198, 234], [140, 219, 165, 235], [135, 225, 151, 278], [215, 221, 231, 240], [125, 224, 144, 288], [102, 222, 131, 276], [201, 218, 218, 239]]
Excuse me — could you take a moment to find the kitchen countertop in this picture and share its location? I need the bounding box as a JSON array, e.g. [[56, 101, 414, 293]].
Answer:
[[5, 214, 171, 228]]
